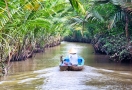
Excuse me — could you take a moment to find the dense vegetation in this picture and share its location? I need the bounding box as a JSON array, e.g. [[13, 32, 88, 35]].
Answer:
[[64, 0, 132, 63], [0, 0, 73, 75], [0, 0, 132, 75]]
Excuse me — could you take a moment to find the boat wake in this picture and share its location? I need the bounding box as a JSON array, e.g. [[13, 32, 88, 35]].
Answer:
[[1, 65, 132, 90], [34, 66, 104, 90]]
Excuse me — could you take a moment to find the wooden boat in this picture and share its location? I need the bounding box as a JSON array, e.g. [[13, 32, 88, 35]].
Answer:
[[59, 56, 84, 71]]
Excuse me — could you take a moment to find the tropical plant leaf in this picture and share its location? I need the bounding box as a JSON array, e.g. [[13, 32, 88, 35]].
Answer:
[[28, 18, 51, 29], [92, 10, 104, 22], [69, 0, 86, 14]]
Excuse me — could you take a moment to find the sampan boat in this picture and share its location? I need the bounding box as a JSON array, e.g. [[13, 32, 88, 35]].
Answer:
[[59, 56, 84, 71]]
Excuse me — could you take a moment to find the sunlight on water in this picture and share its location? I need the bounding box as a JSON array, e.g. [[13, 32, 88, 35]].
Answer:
[[18, 78, 38, 83], [98, 69, 114, 72]]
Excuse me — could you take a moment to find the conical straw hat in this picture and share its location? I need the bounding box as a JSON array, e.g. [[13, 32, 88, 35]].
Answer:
[[68, 48, 77, 54]]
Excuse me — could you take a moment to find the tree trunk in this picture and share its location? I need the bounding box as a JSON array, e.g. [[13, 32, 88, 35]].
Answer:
[[125, 13, 129, 42]]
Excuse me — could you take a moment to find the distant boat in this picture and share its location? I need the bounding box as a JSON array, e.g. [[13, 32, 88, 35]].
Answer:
[[59, 56, 84, 71]]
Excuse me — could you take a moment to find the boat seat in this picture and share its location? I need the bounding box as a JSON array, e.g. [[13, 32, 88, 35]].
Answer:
[[64, 59, 70, 62], [78, 59, 82, 65]]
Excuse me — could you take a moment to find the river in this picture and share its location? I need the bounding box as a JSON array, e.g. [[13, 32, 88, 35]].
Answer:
[[0, 41, 132, 90]]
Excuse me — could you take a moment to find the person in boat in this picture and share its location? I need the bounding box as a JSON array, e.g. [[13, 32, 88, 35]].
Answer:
[[68, 48, 78, 66], [60, 48, 84, 71], [60, 48, 78, 66]]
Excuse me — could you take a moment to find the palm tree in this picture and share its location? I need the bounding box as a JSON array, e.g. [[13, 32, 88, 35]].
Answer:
[[93, 0, 132, 42], [68, 0, 117, 36], [0, 0, 72, 75], [68, 0, 132, 43]]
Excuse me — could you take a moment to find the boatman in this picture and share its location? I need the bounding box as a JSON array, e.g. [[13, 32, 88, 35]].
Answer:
[[60, 48, 84, 71], [68, 48, 78, 66]]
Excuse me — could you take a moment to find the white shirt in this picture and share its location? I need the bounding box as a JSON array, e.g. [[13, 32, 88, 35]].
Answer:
[[69, 54, 78, 65]]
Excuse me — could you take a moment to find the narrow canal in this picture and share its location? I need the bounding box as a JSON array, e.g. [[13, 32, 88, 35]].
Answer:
[[0, 41, 132, 90]]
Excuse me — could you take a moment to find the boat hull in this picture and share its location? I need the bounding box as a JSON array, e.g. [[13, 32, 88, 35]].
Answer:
[[59, 65, 84, 71], [59, 55, 84, 71]]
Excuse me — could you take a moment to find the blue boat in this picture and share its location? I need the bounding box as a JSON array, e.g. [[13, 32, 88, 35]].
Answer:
[[59, 56, 85, 71]]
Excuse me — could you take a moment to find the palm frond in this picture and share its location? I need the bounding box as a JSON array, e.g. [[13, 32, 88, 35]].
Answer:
[[108, 11, 125, 29], [91, 10, 104, 22], [28, 18, 51, 29], [69, 0, 86, 14]]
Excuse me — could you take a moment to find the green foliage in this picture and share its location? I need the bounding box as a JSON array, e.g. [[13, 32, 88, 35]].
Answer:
[[69, 0, 86, 15], [0, 0, 72, 69], [0, 0, 132, 67], [28, 18, 51, 29]]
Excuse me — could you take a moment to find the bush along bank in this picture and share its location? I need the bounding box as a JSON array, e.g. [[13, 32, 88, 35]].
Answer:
[[6, 38, 61, 62], [63, 36, 91, 43], [0, 37, 61, 76], [91, 33, 132, 63]]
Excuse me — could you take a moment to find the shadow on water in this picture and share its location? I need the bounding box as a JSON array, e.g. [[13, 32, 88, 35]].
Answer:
[[0, 41, 132, 90]]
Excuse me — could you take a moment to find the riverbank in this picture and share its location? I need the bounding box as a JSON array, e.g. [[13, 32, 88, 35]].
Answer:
[[0, 39, 61, 76], [91, 33, 132, 63], [9, 39, 61, 62], [64, 33, 132, 63]]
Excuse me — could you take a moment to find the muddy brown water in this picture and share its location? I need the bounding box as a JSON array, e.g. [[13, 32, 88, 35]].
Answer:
[[0, 41, 132, 90]]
